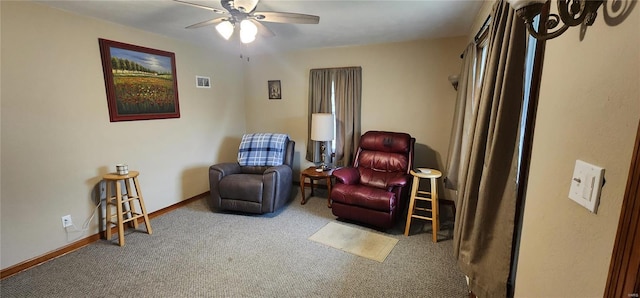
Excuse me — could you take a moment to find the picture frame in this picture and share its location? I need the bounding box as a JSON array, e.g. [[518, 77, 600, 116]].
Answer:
[[98, 38, 180, 122], [268, 80, 282, 100], [196, 76, 211, 88]]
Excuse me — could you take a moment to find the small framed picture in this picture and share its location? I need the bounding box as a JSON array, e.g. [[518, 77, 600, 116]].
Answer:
[[196, 76, 211, 88], [268, 80, 281, 99]]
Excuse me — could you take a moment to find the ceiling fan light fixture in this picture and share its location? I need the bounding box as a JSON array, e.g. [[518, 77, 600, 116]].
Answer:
[[177, 0, 320, 44], [240, 30, 256, 43], [215, 20, 234, 40], [239, 19, 258, 43]]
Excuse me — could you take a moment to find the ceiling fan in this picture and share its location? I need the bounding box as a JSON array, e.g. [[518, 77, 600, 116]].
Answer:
[[174, 0, 320, 44]]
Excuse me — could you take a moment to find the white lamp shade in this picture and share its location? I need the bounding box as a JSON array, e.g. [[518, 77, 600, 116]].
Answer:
[[240, 20, 258, 43], [507, 0, 546, 10], [311, 113, 335, 142], [215, 21, 234, 40]]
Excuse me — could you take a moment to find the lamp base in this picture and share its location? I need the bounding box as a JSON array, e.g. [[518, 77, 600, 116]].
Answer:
[[318, 146, 330, 171], [316, 164, 329, 171]]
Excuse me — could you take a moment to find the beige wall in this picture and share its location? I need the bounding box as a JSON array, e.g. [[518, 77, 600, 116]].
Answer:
[[0, 1, 246, 269], [515, 2, 639, 297], [243, 38, 466, 185]]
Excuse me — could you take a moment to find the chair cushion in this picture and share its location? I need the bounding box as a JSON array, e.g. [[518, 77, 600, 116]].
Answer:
[[358, 168, 409, 190], [331, 183, 396, 212], [219, 174, 263, 203], [354, 131, 411, 190], [358, 131, 412, 154], [357, 151, 409, 173], [240, 166, 269, 175]]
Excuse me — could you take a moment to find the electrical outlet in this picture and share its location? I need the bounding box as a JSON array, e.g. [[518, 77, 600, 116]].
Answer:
[[61, 215, 73, 228]]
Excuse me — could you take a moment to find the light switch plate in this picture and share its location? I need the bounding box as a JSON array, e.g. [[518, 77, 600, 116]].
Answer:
[[569, 160, 604, 213]]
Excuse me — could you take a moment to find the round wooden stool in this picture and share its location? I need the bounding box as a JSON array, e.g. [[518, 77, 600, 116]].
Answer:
[[404, 168, 442, 242], [102, 171, 152, 246]]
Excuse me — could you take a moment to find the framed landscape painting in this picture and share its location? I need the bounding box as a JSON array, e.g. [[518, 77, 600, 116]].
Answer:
[[98, 38, 180, 122]]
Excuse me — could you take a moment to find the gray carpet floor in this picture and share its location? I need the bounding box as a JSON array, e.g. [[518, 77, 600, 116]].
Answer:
[[1, 189, 468, 297]]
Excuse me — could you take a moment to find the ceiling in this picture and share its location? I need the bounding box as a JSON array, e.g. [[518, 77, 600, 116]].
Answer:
[[36, 0, 483, 56]]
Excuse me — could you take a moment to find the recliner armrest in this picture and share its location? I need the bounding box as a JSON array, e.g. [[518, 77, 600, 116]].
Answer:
[[386, 175, 409, 188], [264, 164, 291, 175], [262, 164, 293, 213], [209, 162, 241, 178], [333, 167, 360, 185]]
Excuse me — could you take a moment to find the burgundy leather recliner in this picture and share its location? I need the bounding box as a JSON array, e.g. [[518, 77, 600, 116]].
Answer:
[[330, 131, 415, 229]]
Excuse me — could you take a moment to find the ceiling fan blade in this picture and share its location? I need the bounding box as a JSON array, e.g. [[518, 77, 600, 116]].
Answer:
[[251, 19, 275, 37], [185, 17, 226, 29], [253, 12, 320, 24], [234, 0, 259, 13], [174, 0, 226, 14]]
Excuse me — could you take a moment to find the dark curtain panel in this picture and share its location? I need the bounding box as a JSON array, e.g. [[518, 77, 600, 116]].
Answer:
[[452, 1, 527, 297], [333, 67, 362, 167], [445, 43, 478, 191], [306, 69, 333, 163]]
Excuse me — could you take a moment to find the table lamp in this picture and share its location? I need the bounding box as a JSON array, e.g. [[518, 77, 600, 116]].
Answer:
[[311, 113, 334, 171]]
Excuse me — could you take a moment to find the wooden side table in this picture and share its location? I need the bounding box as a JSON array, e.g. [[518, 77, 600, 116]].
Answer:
[[404, 168, 442, 242], [300, 166, 335, 208], [102, 170, 152, 246]]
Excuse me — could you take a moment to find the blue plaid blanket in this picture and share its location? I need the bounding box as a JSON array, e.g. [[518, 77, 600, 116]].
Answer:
[[237, 133, 289, 167]]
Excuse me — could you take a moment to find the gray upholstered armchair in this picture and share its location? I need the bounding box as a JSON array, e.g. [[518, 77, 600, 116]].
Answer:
[[209, 133, 295, 214]]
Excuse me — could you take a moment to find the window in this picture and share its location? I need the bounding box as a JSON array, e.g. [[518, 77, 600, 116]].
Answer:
[[473, 21, 490, 114], [306, 67, 362, 167], [510, 14, 543, 296]]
